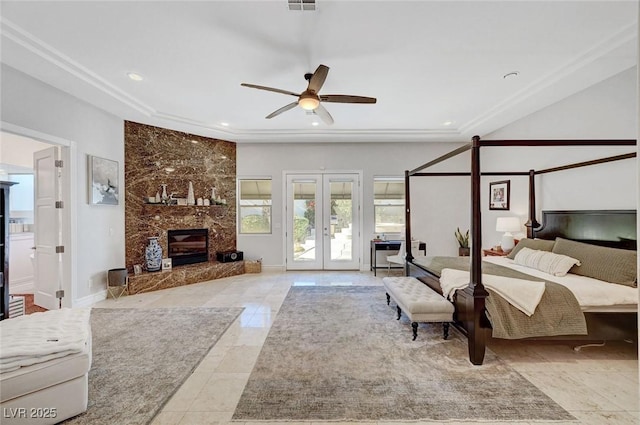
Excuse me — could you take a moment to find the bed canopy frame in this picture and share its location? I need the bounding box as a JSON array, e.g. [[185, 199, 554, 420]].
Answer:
[[403, 136, 637, 365]]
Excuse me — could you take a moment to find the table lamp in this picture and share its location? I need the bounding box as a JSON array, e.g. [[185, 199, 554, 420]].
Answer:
[[496, 217, 521, 252]]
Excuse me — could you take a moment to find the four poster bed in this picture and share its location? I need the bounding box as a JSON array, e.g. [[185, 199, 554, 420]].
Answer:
[[404, 137, 638, 365]]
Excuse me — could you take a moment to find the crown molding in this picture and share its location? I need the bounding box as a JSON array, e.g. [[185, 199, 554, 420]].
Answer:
[[460, 23, 638, 135], [1, 17, 156, 116]]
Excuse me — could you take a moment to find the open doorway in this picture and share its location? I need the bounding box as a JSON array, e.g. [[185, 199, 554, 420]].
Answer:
[[1, 130, 73, 310]]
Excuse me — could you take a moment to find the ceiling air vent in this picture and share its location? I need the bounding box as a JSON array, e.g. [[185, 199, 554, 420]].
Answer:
[[288, 0, 315, 11]]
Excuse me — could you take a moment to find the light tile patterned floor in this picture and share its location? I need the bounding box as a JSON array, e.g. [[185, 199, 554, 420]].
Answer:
[[93, 271, 639, 425]]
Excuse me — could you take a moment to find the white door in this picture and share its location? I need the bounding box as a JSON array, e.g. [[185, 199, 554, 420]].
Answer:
[[286, 173, 360, 270], [33, 147, 61, 310]]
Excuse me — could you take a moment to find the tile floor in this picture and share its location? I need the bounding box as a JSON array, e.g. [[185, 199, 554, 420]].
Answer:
[[92, 271, 639, 425]]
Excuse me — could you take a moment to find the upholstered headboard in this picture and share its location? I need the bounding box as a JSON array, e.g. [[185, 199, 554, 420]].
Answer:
[[532, 210, 636, 250]]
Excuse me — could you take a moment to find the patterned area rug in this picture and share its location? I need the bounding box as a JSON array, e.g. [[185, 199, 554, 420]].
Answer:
[[64, 307, 242, 425], [233, 286, 574, 422]]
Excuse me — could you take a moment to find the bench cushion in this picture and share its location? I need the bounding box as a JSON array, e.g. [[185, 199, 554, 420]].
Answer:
[[383, 277, 454, 322]]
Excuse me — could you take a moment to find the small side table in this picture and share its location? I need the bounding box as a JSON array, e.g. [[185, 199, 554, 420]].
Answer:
[[482, 248, 509, 257]]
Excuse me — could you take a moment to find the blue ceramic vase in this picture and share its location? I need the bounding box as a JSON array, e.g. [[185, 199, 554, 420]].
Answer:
[[145, 237, 162, 272]]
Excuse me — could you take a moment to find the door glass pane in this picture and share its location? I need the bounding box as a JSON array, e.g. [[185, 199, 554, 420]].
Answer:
[[293, 180, 316, 262], [329, 181, 353, 261]]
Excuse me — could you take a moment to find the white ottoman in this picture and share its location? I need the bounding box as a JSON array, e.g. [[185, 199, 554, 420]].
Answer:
[[382, 276, 454, 340], [0, 308, 92, 425]]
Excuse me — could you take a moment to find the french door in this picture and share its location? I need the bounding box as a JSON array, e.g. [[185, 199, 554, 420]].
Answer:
[[285, 173, 360, 270]]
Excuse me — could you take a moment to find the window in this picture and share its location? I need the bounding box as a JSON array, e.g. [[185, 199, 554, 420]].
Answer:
[[374, 178, 405, 235], [239, 179, 272, 234]]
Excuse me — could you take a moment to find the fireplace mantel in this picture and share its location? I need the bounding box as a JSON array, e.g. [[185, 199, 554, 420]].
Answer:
[[128, 260, 245, 294], [124, 121, 238, 285]]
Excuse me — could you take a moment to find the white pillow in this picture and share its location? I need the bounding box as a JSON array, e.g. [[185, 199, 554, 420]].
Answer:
[[513, 247, 581, 277]]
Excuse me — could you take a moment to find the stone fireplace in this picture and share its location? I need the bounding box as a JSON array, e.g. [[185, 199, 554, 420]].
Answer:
[[124, 121, 243, 293]]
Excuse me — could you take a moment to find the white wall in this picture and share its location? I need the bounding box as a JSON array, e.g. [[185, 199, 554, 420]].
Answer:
[[483, 67, 637, 246], [237, 141, 472, 269], [238, 67, 638, 268], [1, 61, 635, 280], [1, 64, 125, 304], [0, 132, 51, 169]]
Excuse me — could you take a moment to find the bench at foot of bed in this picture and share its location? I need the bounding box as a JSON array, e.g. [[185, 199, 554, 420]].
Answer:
[[382, 276, 454, 341]]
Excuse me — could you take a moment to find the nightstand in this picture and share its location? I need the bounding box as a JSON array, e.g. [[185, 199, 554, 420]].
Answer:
[[482, 248, 508, 257]]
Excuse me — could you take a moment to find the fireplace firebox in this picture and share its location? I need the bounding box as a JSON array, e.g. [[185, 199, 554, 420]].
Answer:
[[167, 229, 208, 266]]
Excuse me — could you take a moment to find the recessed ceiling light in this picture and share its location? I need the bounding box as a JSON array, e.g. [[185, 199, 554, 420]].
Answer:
[[164, 167, 175, 173], [220, 155, 227, 159], [220, 122, 229, 127], [503, 71, 520, 79], [311, 122, 319, 126], [442, 120, 455, 126], [127, 72, 143, 81], [190, 140, 199, 144]]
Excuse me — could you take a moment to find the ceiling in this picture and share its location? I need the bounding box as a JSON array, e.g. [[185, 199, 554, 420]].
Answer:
[[1, 1, 637, 143]]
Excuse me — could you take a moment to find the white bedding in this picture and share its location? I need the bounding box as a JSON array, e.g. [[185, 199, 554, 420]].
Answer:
[[483, 256, 638, 311], [441, 268, 546, 316], [0, 308, 91, 373]]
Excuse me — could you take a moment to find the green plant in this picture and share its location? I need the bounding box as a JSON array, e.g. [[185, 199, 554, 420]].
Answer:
[[293, 216, 310, 244], [455, 227, 470, 248]]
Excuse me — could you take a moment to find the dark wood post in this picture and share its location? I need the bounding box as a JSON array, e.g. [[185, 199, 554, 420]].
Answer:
[[524, 169, 540, 238], [462, 135, 488, 365], [404, 170, 413, 263]]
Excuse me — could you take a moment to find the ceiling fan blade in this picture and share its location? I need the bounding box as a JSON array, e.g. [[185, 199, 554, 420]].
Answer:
[[307, 64, 329, 93], [265, 102, 298, 119], [241, 83, 299, 97], [314, 103, 334, 125], [320, 94, 377, 104]]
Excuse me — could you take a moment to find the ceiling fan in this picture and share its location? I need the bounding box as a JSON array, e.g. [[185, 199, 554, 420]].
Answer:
[[241, 64, 376, 125]]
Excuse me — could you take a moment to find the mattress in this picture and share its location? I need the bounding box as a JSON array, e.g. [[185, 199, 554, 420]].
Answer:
[[0, 308, 92, 373], [483, 256, 638, 312]]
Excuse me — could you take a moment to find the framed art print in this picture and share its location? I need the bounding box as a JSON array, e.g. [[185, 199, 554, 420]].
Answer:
[[161, 258, 173, 271], [89, 155, 119, 205], [489, 180, 510, 210]]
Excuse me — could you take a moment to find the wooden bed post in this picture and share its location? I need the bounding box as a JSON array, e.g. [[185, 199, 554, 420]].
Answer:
[[525, 169, 540, 238], [458, 135, 489, 365], [404, 170, 413, 262]]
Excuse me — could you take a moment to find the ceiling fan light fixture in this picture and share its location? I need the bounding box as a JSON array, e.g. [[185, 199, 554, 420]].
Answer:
[[298, 96, 320, 110]]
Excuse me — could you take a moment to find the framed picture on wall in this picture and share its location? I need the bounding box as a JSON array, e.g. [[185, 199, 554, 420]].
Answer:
[[88, 155, 119, 205], [489, 180, 510, 210]]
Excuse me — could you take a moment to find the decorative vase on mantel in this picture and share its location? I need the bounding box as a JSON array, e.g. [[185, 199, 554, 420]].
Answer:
[[187, 181, 195, 206], [145, 237, 162, 272]]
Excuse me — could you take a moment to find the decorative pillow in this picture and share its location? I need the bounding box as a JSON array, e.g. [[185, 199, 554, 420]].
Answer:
[[514, 247, 581, 277], [507, 238, 556, 260], [552, 237, 637, 287]]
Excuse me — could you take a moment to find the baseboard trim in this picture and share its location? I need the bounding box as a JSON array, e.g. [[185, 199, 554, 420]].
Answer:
[[262, 265, 285, 272], [74, 289, 107, 307]]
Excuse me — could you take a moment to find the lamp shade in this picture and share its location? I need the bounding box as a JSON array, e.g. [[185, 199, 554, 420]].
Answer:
[[496, 217, 521, 233], [298, 95, 320, 110]]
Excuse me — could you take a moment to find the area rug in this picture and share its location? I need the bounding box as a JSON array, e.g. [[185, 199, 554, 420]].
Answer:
[[233, 286, 574, 422], [64, 307, 243, 425]]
